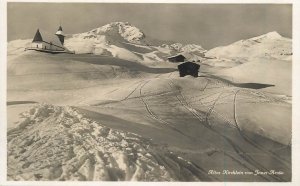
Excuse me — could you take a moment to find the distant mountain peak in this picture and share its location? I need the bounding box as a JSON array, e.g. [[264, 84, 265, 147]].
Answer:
[[265, 31, 282, 38], [206, 31, 291, 62], [86, 22, 145, 43], [250, 31, 282, 41]]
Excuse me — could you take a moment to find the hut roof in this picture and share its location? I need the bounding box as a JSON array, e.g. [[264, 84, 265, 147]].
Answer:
[[178, 61, 200, 69], [167, 52, 194, 60]]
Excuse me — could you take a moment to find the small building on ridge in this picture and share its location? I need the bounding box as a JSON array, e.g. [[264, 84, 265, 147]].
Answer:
[[167, 52, 200, 63], [167, 54, 187, 63], [26, 26, 72, 54]]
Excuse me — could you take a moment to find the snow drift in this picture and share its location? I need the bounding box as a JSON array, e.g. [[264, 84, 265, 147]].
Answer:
[[8, 104, 208, 181], [215, 59, 291, 95]]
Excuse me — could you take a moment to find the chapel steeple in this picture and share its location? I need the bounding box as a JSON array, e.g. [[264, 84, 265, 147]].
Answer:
[[55, 25, 65, 45]]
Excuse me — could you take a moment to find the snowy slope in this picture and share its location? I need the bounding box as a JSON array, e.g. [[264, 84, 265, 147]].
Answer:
[[7, 39, 31, 57], [7, 76, 292, 181], [7, 52, 172, 93], [204, 31, 292, 95], [215, 58, 292, 95], [206, 31, 292, 62], [7, 53, 292, 181]]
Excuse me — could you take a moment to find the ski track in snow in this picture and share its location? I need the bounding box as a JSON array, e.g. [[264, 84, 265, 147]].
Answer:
[[232, 90, 290, 166], [7, 73, 292, 181], [138, 80, 195, 140], [132, 78, 288, 181], [167, 80, 289, 181]]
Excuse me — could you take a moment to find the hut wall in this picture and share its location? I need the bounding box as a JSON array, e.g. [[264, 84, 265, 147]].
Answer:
[[31, 42, 64, 51], [31, 42, 43, 49], [178, 62, 200, 77]]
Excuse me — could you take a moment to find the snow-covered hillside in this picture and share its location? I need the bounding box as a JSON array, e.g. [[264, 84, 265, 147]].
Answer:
[[216, 59, 292, 95], [206, 31, 292, 62], [7, 39, 31, 57], [203, 31, 292, 95]]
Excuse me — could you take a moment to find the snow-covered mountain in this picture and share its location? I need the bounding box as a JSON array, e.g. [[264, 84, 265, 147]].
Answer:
[[64, 22, 206, 63], [206, 31, 292, 63], [8, 24, 291, 70]]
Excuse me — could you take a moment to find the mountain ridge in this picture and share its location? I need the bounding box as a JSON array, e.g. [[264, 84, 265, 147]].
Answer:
[[64, 22, 206, 62]]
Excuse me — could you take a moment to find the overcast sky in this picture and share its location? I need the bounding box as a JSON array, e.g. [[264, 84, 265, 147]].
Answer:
[[7, 3, 292, 49]]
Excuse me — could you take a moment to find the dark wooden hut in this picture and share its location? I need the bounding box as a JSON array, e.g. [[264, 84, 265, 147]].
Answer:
[[167, 54, 187, 63], [178, 62, 200, 77]]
